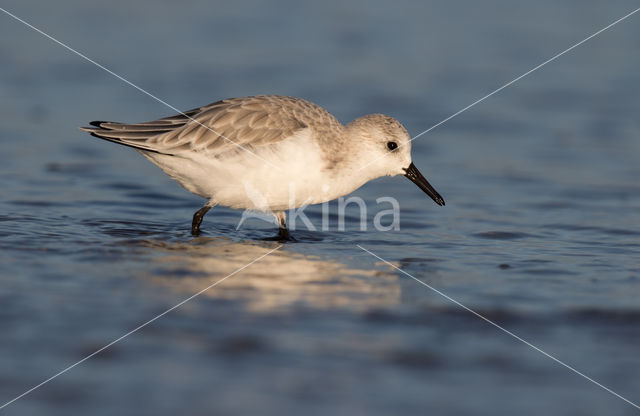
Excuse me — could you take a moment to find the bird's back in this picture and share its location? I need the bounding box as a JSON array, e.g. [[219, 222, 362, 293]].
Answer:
[[79, 95, 344, 157]]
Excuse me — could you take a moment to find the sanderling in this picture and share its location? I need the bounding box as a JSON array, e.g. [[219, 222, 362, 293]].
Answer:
[[80, 95, 444, 239]]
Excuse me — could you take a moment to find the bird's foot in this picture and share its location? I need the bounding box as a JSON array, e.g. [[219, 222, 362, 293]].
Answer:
[[264, 228, 295, 242]]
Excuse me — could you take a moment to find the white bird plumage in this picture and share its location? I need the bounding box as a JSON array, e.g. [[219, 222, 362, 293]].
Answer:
[[80, 95, 444, 239]]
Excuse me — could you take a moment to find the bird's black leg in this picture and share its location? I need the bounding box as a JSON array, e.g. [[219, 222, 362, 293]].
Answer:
[[275, 211, 292, 241], [191, 204, 213, 235], [277, 226, 291, 241]]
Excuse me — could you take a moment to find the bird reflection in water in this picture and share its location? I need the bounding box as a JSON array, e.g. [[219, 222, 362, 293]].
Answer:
[[138, 238, 401, 312]]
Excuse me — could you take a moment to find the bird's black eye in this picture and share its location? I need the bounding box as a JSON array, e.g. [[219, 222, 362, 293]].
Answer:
[[387, 141, 398, 151]]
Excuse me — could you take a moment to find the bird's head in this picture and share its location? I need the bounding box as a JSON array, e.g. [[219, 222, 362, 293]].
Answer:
[[345, 114, 445, 206]]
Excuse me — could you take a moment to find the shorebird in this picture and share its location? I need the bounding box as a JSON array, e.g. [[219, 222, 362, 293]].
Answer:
[[80, 95, 444, 239]]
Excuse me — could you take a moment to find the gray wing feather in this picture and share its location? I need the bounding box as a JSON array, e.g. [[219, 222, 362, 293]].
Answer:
[[79, 96, 329, 156]]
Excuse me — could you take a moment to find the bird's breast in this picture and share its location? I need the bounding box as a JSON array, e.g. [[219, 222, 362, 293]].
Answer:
[[194, 131, 353, 211]]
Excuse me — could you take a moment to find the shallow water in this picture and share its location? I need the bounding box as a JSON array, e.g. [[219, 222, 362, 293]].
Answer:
[[1, 1, 639, 414]]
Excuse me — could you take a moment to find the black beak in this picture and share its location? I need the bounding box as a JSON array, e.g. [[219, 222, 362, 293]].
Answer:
[[403, 162, 445, 206]]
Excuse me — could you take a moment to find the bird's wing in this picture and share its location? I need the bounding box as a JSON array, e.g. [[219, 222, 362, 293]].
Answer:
[[79, 95, 319, 156]]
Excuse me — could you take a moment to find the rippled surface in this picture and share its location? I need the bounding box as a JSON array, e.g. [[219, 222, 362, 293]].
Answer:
[[1, 1, 639, 414]]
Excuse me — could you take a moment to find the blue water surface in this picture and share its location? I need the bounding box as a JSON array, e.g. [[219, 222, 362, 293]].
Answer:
[[1, 1, 639, 414]]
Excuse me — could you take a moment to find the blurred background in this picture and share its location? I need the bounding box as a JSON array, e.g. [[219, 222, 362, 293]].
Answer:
[[1, 1, 639, 414]]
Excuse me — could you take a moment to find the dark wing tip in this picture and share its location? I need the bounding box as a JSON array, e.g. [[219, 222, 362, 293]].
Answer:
[[89, 120, 108, 128]]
